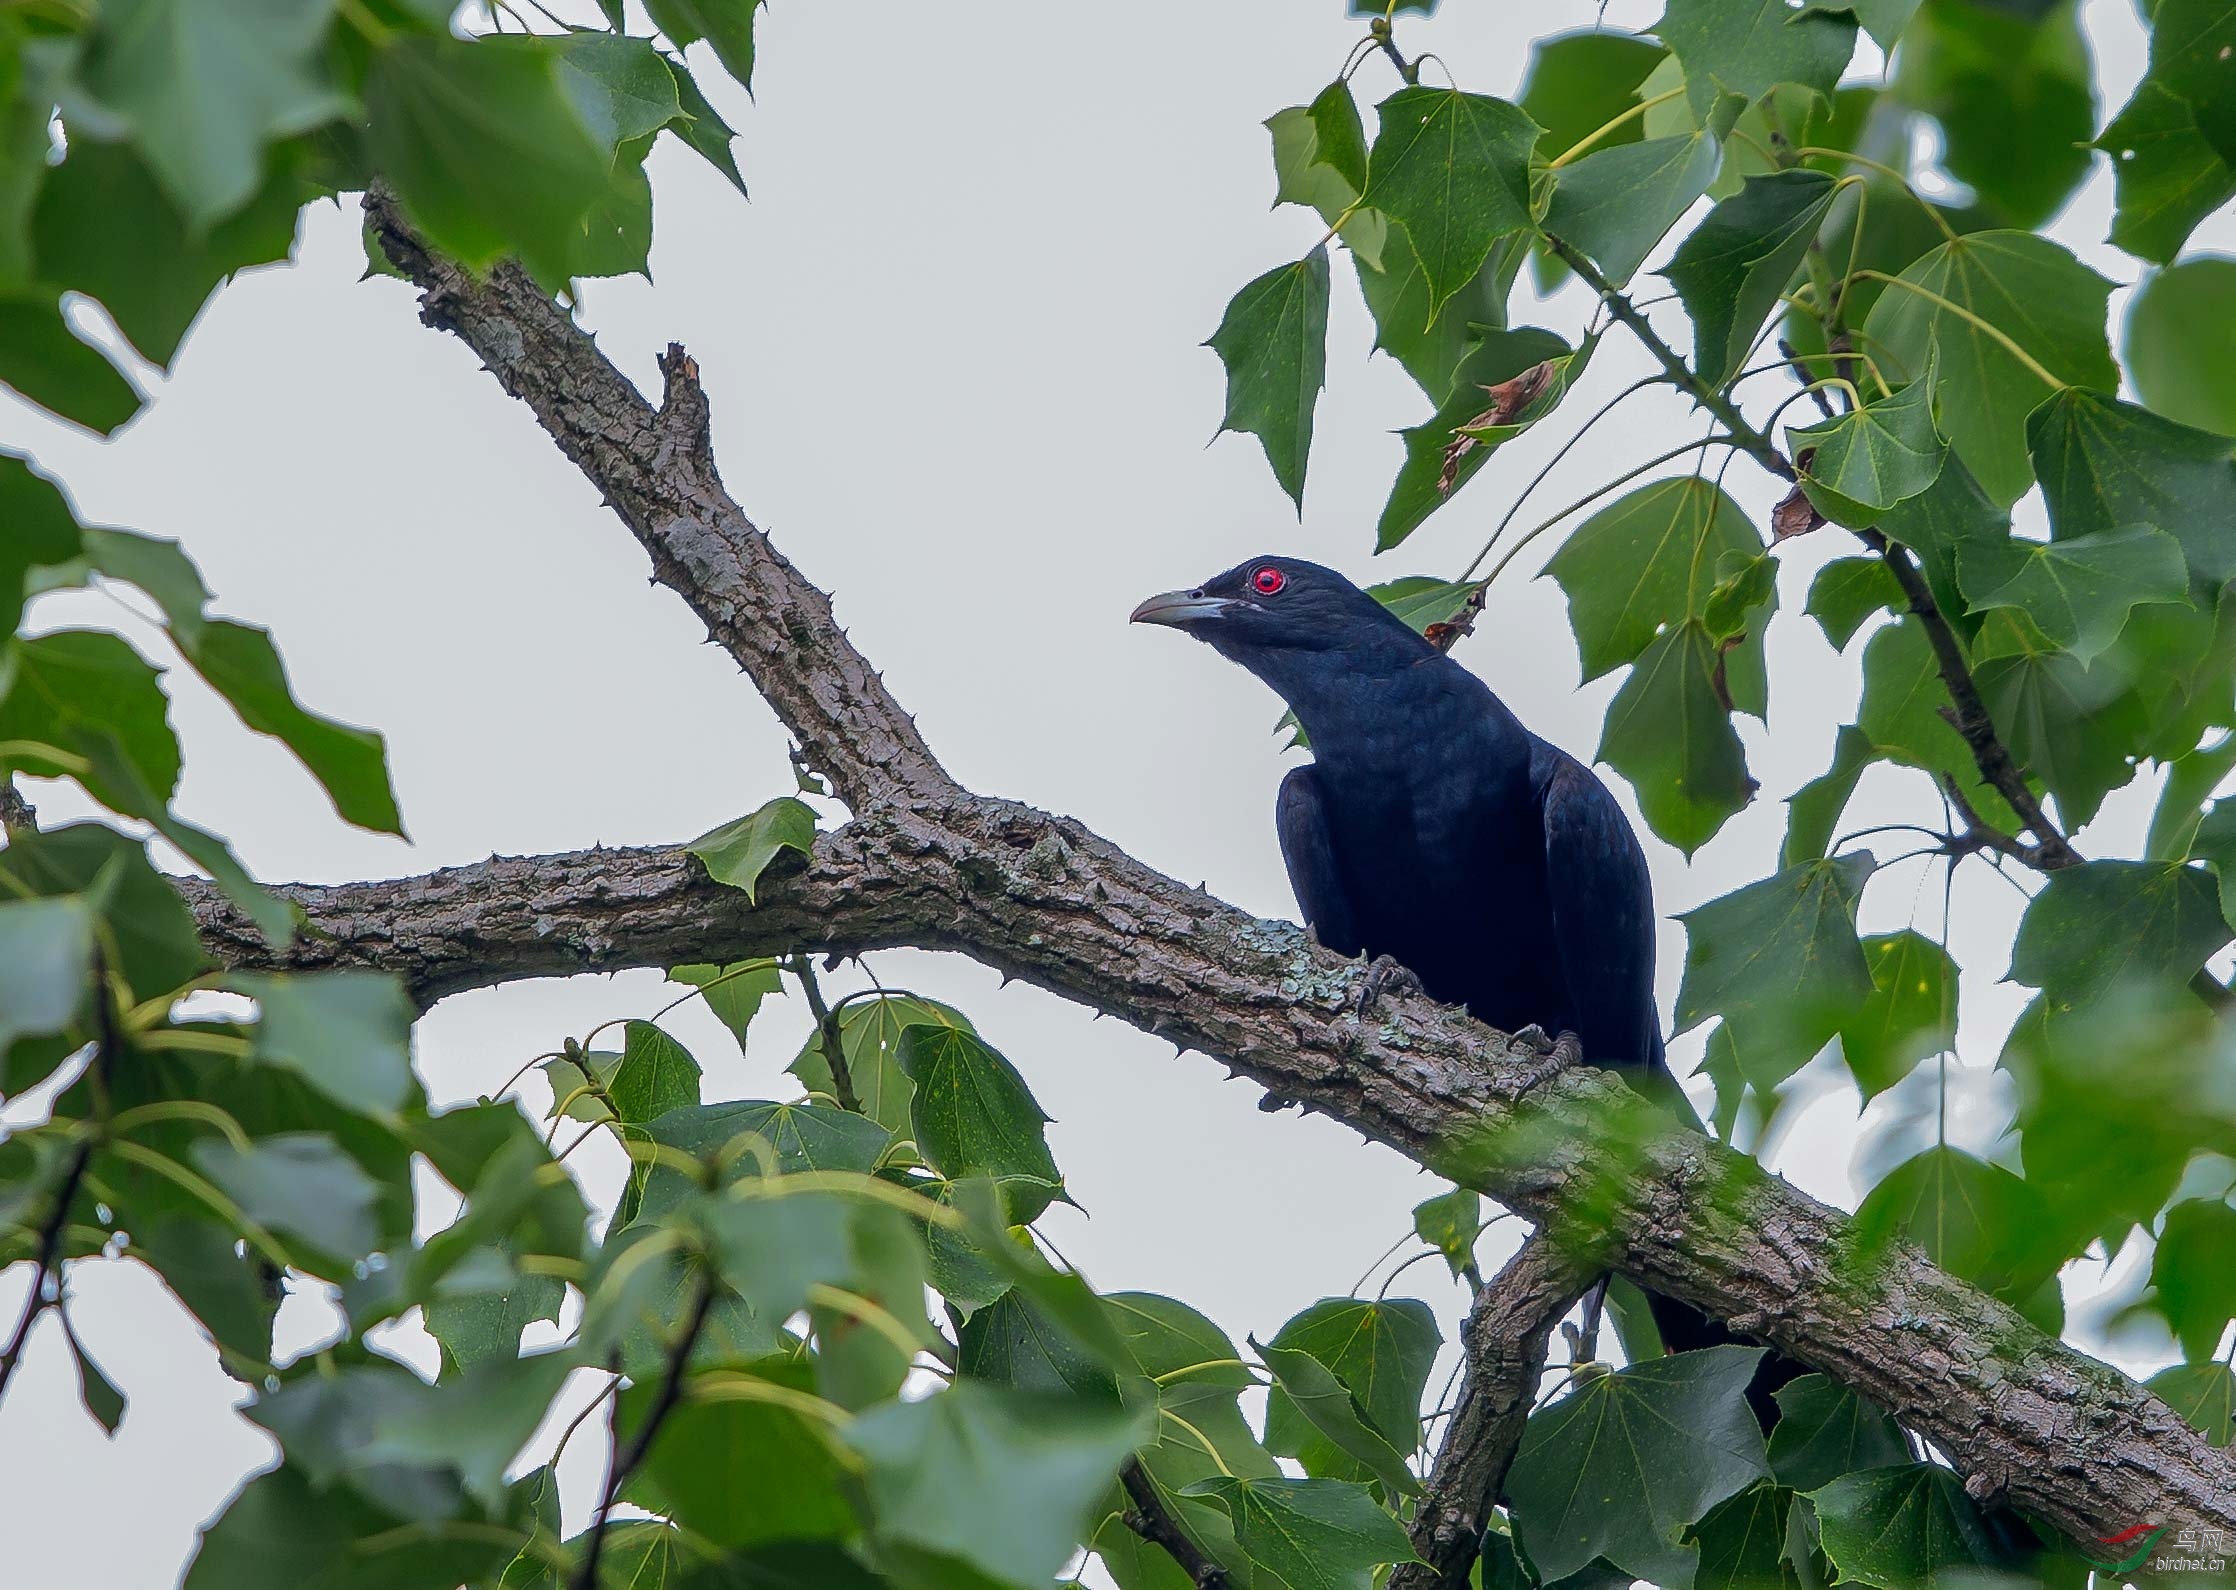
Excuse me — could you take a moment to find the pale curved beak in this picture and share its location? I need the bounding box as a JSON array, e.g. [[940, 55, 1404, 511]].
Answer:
[[1130, 589, 1238, 627]]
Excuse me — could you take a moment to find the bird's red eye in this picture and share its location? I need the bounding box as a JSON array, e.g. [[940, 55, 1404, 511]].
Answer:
[[1253, 566, 1286, 595]]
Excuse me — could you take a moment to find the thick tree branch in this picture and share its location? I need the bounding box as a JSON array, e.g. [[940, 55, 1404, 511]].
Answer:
[[364, 190, 951, 814], [1120, 1458, 1229, 1588], [1392, 1240, 1595, 1590], [213, 197, 2236, 1545]]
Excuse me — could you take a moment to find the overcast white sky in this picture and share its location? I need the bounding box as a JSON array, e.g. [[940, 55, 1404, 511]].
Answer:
[[2, 1, 2229, 1584]]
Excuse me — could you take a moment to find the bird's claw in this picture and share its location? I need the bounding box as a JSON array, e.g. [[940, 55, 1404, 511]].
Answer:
[[1510, 1024, 1585, 1069], [1355, 954, 1426, 1017]]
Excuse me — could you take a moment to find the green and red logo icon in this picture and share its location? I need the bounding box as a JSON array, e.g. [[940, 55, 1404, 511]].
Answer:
[[2085, 1523, 2168, 1572]]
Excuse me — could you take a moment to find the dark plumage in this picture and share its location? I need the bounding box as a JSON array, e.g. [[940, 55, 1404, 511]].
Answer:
[[1135, 554, 1786, 1392]]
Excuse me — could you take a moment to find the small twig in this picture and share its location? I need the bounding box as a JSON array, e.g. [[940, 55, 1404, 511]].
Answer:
[[1390, 1238, 1597, 1590], [1120, 1458, 1230, 1587], [788, 955, 860, 1114], [1866, 534, 2078, 868], [1540, 235, 1793, 483], [573, 1271, 716, 1590], [0, 956, 115, 1401], [1368, 15, 1420, 84]]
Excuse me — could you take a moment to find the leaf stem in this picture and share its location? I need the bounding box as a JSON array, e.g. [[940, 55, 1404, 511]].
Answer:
[[789, 955, 862, 1114], [1549, 87, 1687, 170], [1541, 234, 1794, 482], [1478, 432, 1735, 588], [1849, 271, 2067, 391], [1793, 149, 1962, 243]]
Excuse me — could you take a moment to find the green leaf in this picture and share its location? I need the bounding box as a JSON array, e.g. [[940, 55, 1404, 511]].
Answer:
[[1374, 325, 1572, 550], [958, 1286, 1121, 1403], [232, 971, 415, 1118], [1852, 1147, 2063, 1317], [1875, 453, 2010, 643], [846, 1382, 1149, 1588], [365, 33, 617, 287], [624, 1357, 854, 1550], [609, 1020, 702, 1124], [0, 291, 144, 435], [1361, 86, 1539, 316], [1781, 724, 1872, 868], [192, 1132, 381, 1268], [895, 1023, 1063, 1221], [1507, 1345, 1771, 1587], [324, 1352, 576, 1514], [1595, 619, 1756, 857], [2027, 387, 2236, 583], [2009, 860, 2229, 1007], [133, 1216, 278, 1368], [1545, 477, 1764, 682], [1837, 931, 1957, 1100], [1975, 622, 2157, 827], [75, 0, 340, 227], [1255, 1336, 1419, 1498], [2101, 81, 2236, 270], [1956, 524, 2190, 663], [183, 1459, 513, 1590], [1518, 31, 1667, 167], [1800, 0, 1921, 49], [644, 0, 765, 93], [1412, 1185, 1483, 1278], [1654, 0, 1856, 119], [2096, 0, 2236, 264], [556, 32, 680, 151], [1367, 577, 1480, 639], [0, 453, 84, 634], [1892, 0, 2094, 229], [668, 959, 783, 1055], [1674, 854, 1876, 1086], [1267, 82, 1387, 270], [1860, 232, 2115, 505], [1181, 1476, 1419, 1590], [30, 139, 302, 369], [688, 794, 817, 901], [788, 994, 971, 1135], [1853, 618, 2018, 830], [1808, 1464, 2006, 1588], [1804, 557, 1900, 651], [1355, 225, 1527, 399], [423, 1263, 563, 1374], [188, 619, 403, 834], [1767, 1375, 1909, 1492], [1685, 1482, 1796, 1590], [64, 1317, 125, 1434], [1787, 375, 1947, 527], [2149, 1197, 2236, 1362], [1263, 1295, 1441, 1468], [666, 57, 747, 196], [2149, 1361, 2235, 1447], [0, 895, 92, 1062], [1545, 111, 1731, 286], [1665, 170, 1840, 388], [2126, 256, 2236, 436], [1206, 249, 1331, 511]]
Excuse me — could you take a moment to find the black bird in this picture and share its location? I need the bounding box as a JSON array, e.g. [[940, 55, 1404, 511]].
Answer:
[[1132, 555, 1778, 1381]]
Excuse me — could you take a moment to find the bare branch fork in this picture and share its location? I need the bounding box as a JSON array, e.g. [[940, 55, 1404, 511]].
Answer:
[[180, 193, 2236, 1546]]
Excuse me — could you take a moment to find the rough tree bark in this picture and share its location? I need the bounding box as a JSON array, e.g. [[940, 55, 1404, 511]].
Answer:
[[1391, 1240, 1596, 1590], [177, 192, 2236, 1549]]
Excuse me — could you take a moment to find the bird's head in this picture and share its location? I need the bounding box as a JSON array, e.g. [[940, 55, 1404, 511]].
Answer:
[[1130, 556, 1433, 696]]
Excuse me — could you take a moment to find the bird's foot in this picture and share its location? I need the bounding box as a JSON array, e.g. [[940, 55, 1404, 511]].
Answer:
[[1354, 954, 1425, 1017], [1508, 1025, 1585, 1092]]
